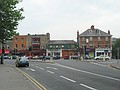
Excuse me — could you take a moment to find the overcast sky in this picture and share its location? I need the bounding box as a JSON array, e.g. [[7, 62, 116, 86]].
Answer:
[[17, 0, 120, 41]]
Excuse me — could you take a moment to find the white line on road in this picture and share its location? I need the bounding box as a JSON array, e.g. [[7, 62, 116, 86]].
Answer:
[[80, 83, 97, 90], [35, 66, 39, 68], [55, 63, 120, 82], [92, 62, 106, 67], [30, 68, 36, 72], [47, 70, 55, 74], [46, 67, 58, 70], [60, 75, 76, 83], [39, 67, 44, 70]]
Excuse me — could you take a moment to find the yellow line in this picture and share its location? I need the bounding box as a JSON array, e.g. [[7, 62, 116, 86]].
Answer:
[[14, 67, 47, 90]]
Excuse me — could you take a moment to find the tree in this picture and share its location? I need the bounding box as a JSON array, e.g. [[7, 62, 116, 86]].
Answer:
[[112, 38, 120, 59], [0, 0, 24, 44], [0, 0, 24, 63]]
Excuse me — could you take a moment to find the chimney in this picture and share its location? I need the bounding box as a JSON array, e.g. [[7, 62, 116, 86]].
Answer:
[[77, 31, 79, 38], [91, 25, 94, 30], [108, 30, 110, 34]]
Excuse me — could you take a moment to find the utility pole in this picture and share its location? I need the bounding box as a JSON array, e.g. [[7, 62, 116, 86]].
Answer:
[[1, 41, 5, 64]]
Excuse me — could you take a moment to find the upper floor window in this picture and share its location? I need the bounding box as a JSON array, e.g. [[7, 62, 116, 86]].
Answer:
[[86, 38, 89, 43], [16, 44, 18, 48], [15, 38, 18, 42], [98, 43, 101, 47], [71, 45, 75, 48], [106, 37, 108, 41], [82, 37, 85, 41], [21, 38, 24, 42], [21, 44, 24, 48], [89, 30, 92, 34], [98, 37, 101, 41], [90, 44, 93, 48], [90, 37, 92, 41], [56, 46, 58, 48]]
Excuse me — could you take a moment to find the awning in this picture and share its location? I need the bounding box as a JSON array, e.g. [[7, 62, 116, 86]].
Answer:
[[0, 49, 10, 54]]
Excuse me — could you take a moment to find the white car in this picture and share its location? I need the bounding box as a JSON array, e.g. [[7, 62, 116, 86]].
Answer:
[[94, 55, 111, 60]]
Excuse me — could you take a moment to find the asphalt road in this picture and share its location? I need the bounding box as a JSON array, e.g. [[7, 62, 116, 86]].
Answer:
[[4, 59, 120, 90]]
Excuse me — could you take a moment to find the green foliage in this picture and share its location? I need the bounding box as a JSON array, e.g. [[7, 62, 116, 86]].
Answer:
[[0, 0, 24, 42], [112, 38, 120, 59]]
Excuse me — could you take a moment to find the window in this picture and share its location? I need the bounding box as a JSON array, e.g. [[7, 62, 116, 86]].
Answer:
[[71, 45, 75, 48], [106, 37, 108, 41], [90, 37, 92, 41], [86, 38, 89, 43], [50, 46, 52, 48], [15, 38, 18, 42], [16, 44, 18, 48], [98, 43, 101, 47], [21, 38, 24, 42], [98, 37, 101, 41], [21, 44, 24, 48], [89, 30, 92, 34], [56, 46, 58, 48], [90, 44, 93, 47], [82, 37, 85, 41]]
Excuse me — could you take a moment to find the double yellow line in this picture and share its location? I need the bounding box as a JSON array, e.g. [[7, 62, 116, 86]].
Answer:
[[14, 67, 47, 90]]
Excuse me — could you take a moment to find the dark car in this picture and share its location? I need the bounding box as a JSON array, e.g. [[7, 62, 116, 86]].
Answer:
[[15, 56, 29, 67], [53, 56, 60, 60]]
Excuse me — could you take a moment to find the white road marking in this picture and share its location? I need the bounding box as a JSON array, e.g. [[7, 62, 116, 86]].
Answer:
[[30, 68, 36, 72], [55, 63, 120, 82], [92, 62, 106, 67], [39, 67, 44, 70], [25, 68, 30, 70], [80, 83, 97, 90], [47, 70, 55, 74], [26, 68, 36, 72], [35, 66, 39, 68], [46, 67, 58, 70], [60, 75, 76, 83]]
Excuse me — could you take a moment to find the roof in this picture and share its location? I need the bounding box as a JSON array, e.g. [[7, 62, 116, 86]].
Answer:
[[80, 26, 112, 37], [48, 40, 77, 44]]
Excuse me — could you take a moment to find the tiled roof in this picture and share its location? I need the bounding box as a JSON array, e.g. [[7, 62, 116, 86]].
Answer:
[[80, 26, 112, 37], [48, 40, 77, 44]]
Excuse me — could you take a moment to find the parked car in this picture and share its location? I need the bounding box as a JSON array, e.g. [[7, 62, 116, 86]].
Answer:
[[64, 55, 69, 59], [3, 55, 10, 59], [94, 55, 111, 60], [15, 56, 29, 67], [45, 56, 50, 60], [27, 56, 33, 59], [53, 56, 60, 60], [70, 55, 79, 59], [11, 55, 18, 59]]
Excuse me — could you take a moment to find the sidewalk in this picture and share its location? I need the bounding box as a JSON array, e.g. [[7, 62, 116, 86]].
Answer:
[[0, 64, 40, 90], [110, 63, 120, 70]]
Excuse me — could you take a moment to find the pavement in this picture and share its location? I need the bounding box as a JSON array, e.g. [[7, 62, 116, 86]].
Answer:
[[0, 64, 42, 90], [110, 63, 120, 70]]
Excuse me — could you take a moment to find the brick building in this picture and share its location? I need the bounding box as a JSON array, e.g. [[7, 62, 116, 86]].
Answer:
[[77, 25, 112, 59], [12, 33, 50, 56]]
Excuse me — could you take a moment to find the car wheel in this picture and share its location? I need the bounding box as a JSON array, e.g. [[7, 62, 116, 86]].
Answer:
[[16, 64, 19, 67], [27, 64, 29, 67]]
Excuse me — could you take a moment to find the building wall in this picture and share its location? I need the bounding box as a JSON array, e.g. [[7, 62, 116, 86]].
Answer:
[[78, 25, 112, 58], [12, 35, 27, 51]]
